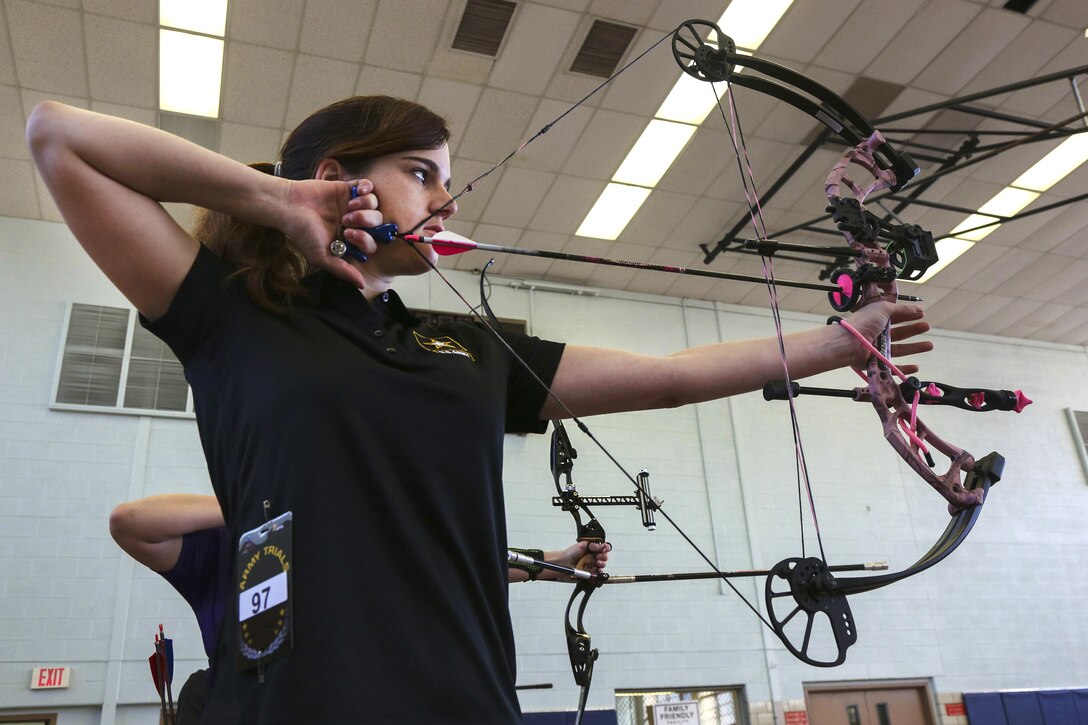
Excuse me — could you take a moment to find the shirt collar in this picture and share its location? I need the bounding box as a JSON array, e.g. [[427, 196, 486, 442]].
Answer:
[[303, 271, 420, 325]]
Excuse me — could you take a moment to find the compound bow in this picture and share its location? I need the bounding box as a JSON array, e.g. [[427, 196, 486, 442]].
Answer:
[[385, 16, 1032, 718]]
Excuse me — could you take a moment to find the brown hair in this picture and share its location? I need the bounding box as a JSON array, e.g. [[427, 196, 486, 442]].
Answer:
[[192, 96, 450, 314]]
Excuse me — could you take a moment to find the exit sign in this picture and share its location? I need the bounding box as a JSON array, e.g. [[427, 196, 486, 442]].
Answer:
[[31, 666, 70, 689]]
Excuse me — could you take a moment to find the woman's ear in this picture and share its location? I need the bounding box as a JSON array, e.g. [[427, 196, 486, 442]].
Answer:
[[313, 158, 347, 181]]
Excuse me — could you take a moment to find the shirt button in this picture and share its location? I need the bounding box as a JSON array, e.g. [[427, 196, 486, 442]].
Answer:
[[381, 292, 390, 303], [373, 329, 384, 337], [386, 347, 397, 354]]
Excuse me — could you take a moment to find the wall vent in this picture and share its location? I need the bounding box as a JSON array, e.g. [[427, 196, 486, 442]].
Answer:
[[570, 20, 638, 78], [1003, 0, 1039, 14], [452, 0, 517, 57]]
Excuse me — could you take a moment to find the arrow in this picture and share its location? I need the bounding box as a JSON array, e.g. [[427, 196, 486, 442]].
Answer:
[[403, 231, 844, 294]]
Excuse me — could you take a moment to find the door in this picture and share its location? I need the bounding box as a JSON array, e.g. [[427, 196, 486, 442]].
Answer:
[[806, 682, 936, 725]]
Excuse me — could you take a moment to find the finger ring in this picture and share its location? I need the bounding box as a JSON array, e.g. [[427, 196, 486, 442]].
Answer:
[[330, 239, 347, 257]]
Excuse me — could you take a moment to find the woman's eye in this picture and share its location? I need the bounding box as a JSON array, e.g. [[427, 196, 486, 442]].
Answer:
[[412, 169, 427, 184]]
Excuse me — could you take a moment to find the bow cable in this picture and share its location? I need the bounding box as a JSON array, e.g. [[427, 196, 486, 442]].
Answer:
[[712, 79, 827, 564]]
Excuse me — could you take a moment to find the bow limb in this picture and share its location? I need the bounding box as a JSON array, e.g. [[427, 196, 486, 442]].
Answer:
[[565, 579, 599, 725]]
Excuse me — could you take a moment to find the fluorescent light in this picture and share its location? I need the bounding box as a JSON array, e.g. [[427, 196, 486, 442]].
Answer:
[[612, 120, 697, 187], [1010, 132, 1088, 192], [160, 0, 228, 37], [977, 187, 1040, 218], [159, 29, 224, 118], [657, 74, 727, 125], [947, 213, 1000, 241], [718, 0, 795, 51], [576, 183, 651, 240], [902, 238, 975, 284]]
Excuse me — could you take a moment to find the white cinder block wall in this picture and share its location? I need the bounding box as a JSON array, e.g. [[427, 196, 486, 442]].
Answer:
[[3, 215, 1087, 723]]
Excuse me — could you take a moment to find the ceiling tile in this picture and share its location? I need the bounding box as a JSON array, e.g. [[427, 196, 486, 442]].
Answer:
[[621, 189, 698, 247], [815, 0, 927, 75], [912, 8, 1031, 95], [1028, 304, 1088, 342], [84, 14, 155, 108], [357, 67, 424, 102], [489, 3, 580, 96], [364, 0, 448, 74], [0, 84, 28, 159], [996, 252, 1081, 298], [598, 28, 685, 118], [507, 99, 591, 174], [646, 1, 726, 33], [865, 0, 980, 85], [959, 247, 1041, 293], [415, 76, 481, 156], [7, 0, 87, 97], [760, 0, 861, 65], [221, 42, 295, 128], [299, 0, 377, 63], [1018, 203, 1088, 254], [283, 55, 360, 130], [228, 0, 305, 50], [656, 127, 729, 196], [584, 263, 638, 291], [480, 166, 556, 227], [219, 122, 283, 165], [457, 87, 540, 164], [958, 19, 1079, 101], [1039, 0, 1088, 27], [88, 100, 156, 126], [0, 4, 16, 85], [588, 0, 658, 26], [925, 241, 1012, 291], [999, 301, 1074, 339], [528, 174, 606, 235], [81, 0, 156, 24], [972, 297, 1046, 336], [921, 287, 984, 329], [560, 107, 645, 180], [447, 159, 506, 223]]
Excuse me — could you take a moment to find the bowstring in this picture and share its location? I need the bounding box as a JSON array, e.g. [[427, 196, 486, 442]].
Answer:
[[391, 28, 783, 630], [712, 80, 827, 565]]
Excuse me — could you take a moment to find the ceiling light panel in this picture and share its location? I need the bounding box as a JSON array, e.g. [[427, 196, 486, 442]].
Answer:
[[612, 120, 697, 187], [717, 0, 795, 51], [947, 213, 1000, 242], [575, 183, 651, 240], [1011, 132, 1088, 192], [656, 74, 727, 125], [977, 187, 1040, 218], [159, 29, 224, 118], [160, 0, 228, 36]]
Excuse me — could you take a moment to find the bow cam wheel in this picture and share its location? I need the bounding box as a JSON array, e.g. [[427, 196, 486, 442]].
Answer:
[[765, 557, 857, 667], [672, 20, 734, 82]]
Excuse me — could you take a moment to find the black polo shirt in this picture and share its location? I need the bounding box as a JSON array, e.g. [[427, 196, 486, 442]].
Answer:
[[145, 245, 564, 723]]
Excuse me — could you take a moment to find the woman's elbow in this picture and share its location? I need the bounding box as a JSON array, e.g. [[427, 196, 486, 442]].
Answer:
[[26, 101, 71, 162]]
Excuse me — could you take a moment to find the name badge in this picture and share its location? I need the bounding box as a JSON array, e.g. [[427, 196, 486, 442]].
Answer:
[[235, 511, 293, 672]]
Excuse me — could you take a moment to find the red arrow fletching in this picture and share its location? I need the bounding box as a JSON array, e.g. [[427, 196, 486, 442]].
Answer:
[[406, 231, 477, 256]]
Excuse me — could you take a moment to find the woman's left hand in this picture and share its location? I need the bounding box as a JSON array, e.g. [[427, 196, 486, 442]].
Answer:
[[845, 301, 933, 374]]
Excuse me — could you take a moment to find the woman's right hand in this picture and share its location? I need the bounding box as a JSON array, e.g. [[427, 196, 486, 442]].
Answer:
[[278, 177, 384, 289]]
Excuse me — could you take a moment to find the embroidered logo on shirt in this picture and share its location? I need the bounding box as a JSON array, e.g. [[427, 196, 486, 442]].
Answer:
[[412, 331, 476, 361]]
